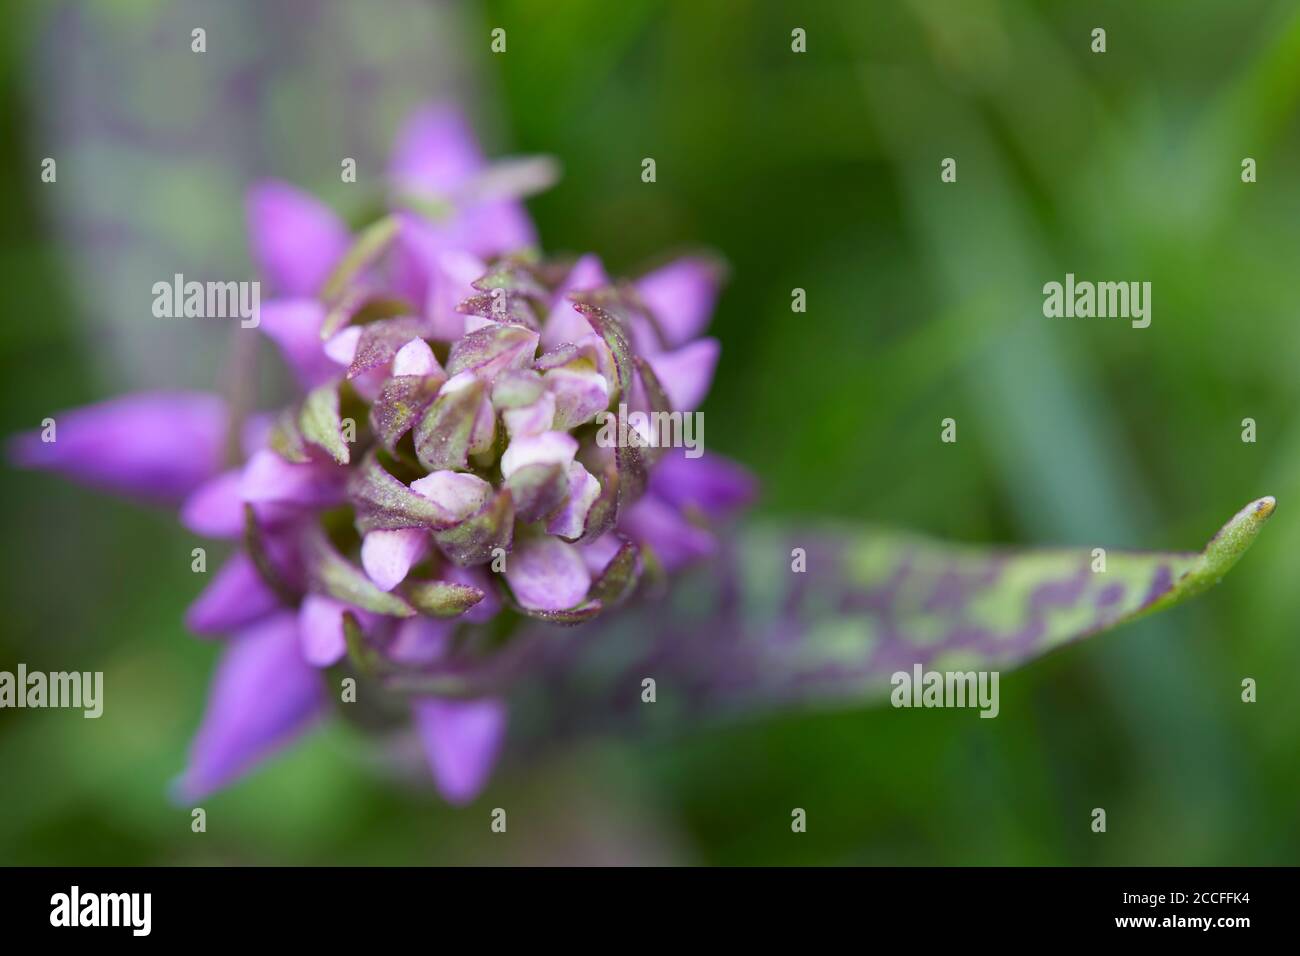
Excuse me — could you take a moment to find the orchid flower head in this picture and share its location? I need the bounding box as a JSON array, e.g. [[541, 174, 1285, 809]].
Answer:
[[8, 102, 755, 805]]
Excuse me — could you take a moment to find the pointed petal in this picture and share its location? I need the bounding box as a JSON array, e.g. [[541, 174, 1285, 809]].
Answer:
[[323, 326, 362, 366], [645, 338, 720, 413], [297, 593, 351, 667], [389, 104, 484, 197], [505, 535, 591, 611], [174, 610, 325, 801], [413, 697, 507, 805], [239, 449, 345, 508], [185, 551, 282, 636], [246, 180, 350, 297], [500, 431, 578, 480], [413, 373, 492, 472], [410, 470, 494, 523], [650, 449, 757, 518], [361, 528, 429, 591], [428, 248, 487, 339], [447, 324, 540, 384], [620, 494, 716, 571], [544, 363, 609, 429], [180, 469, 245, 539], [405, 579, 485, 618], [540, 254, 608, 349], [636, 256, 722, 348], [391, 337, 442, 377], [8, 391, 226, 503], [547, 462, 602, 540]]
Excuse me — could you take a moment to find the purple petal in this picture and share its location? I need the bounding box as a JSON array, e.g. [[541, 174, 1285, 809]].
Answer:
[[391, 337, 441, 377], [501, 391, 556, 439], [446, 324, 540, 384], [346, 317, 431, 380], [428, 248, 488, 339], [387, 616, 456, 665], [409, 470, 493, 523], [391, 216, 488, 339], [441, 199, 537, 259], [297, 593, 350, 667], [547, 462, 602, 540], [544, 362, 609, 430], [8, 391, 227, 503], [246, 180, 350, 297], [323, 326, 361, 366], [649, 450, 757, 518], [540, 255, 608, 350], [180, 468, 245, 539], [413, 697, 507, 805], [636, 257, 721, 348], [505, 535, 591, 611], [620, 494, 716, 571], [239, 449, 345, 508], [240, 412, 275, 458], [388, 218, 435, 306], [389, 104, 484, 197], [500, 431, 578, 480], [174, 610, 325, 801], [185, 551, 282, 637], [360, 528, 429, 591], [580, 533, 624, 576], [257, 299, 339, 388], [645, 338, 719, 413]]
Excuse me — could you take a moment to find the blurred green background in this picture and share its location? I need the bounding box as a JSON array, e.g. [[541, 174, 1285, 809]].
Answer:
[[1, 0, 1297, 864]]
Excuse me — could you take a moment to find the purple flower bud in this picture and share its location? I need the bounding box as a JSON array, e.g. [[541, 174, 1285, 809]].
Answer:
[[506, 534, 591, 612], [8, 101, 755, 806], [410, 470, 493, 523], [413, 697, 508, 805], [360, 528, 430, 592], [500, 431, 578, 479]]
